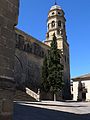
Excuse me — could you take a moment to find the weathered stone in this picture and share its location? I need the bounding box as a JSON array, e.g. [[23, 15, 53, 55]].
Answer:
[[0, 0, 19, 119], [8, 0, 19, 7], [0, 16, 4, 27], [6, 39, 15, 49], [1, 27, 14, 39], [0, 44, 15, 59], [0, 68, 14, 79], [0, 56, 14, 70], [14, 29, 49, 95], [7, 20, 14, 30], [0, 89, 14, 120], [0, 0, 8, 10], [0, 37, 6, 46]]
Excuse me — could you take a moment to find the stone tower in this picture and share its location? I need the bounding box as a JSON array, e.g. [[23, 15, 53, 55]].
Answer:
[[44, 3, 71, 99]]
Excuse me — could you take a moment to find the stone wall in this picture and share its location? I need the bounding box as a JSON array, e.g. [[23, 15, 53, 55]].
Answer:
[[0, 0, 19, 120], [14, 90, 36, 102], [14, 29, 49, 93]]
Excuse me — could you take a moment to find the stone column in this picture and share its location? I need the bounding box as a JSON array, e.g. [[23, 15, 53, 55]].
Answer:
[[0, 0, 19, 120]]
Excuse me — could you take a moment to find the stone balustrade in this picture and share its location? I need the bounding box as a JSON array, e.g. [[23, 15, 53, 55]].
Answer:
[[26, 88, 40, 101]]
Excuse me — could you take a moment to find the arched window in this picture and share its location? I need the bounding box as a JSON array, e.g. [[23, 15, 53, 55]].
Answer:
[[58, 12, 60, 15], [52, 12, 55, 15], [57, 30, 60, 35], [51, 21, 55, 28], [58, 21, 61, 27]]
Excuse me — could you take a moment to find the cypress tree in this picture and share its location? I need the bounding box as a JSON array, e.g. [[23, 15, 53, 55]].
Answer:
[[47, 33, 64, 101], [41, 33, 63, 101], [41, 55, 50, 92]]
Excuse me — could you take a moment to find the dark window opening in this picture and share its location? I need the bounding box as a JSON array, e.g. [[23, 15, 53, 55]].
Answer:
[[57, 30, 60, 35], [51, 21, 55, 28], [58, 21, 61, 27], [58, 12, 60, 15], [52, 12, 54, 15]]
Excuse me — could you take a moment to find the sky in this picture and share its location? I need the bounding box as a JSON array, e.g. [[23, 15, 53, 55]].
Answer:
[[17, 0, 90, 78]]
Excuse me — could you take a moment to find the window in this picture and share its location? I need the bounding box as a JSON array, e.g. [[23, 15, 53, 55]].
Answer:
[[57, 30, 60, 35], [51, 21, 55, 28], [58, 21, 61, 27], [58, 12, 60, 15], [52, 12, 54, 15]]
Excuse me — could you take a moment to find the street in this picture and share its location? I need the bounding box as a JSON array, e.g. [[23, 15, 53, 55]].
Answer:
[[13, 101, 90, 120]]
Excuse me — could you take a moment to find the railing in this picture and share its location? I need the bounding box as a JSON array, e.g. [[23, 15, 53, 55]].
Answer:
[[25, 87, 40, 101]]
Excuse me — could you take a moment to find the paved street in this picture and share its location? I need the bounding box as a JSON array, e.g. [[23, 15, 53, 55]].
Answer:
[[13, 101, 90, 120]]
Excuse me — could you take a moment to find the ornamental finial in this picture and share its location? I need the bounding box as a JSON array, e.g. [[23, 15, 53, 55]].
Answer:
[[55, 0, 57, 5]]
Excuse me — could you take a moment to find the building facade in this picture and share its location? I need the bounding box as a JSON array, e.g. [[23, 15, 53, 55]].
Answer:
[[45, 4, 70, 99], [14, 28, 49, 93], [72, 74, 90, 101]]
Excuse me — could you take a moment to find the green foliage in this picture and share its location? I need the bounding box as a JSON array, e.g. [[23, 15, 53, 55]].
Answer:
[[41, 33, 64, 94], [48, 33, 64, 93], [41, 55, 50, 92]]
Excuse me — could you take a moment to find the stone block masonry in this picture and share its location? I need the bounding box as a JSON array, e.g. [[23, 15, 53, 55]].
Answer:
[[0, 0, 19, 120]]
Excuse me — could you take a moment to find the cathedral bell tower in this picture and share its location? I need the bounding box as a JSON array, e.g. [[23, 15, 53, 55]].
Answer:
[[45, 2, 67, 51], [44, 3, 71, 99]]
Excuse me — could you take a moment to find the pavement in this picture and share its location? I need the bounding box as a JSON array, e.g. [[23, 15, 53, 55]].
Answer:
[[13, 101, 90, 120]]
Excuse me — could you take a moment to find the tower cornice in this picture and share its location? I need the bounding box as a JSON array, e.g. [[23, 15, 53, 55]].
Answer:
[[48, 9, 64, 15], [46, 28, 62, 33], [47, 15, 66, 22]]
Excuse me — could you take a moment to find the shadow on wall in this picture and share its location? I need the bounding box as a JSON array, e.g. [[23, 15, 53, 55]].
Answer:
[[13, 103, 90, 120]]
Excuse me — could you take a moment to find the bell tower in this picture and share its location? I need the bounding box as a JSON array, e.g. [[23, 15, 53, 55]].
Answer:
[[44, 3, 71, 99], [45, 2, 67, 51]]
